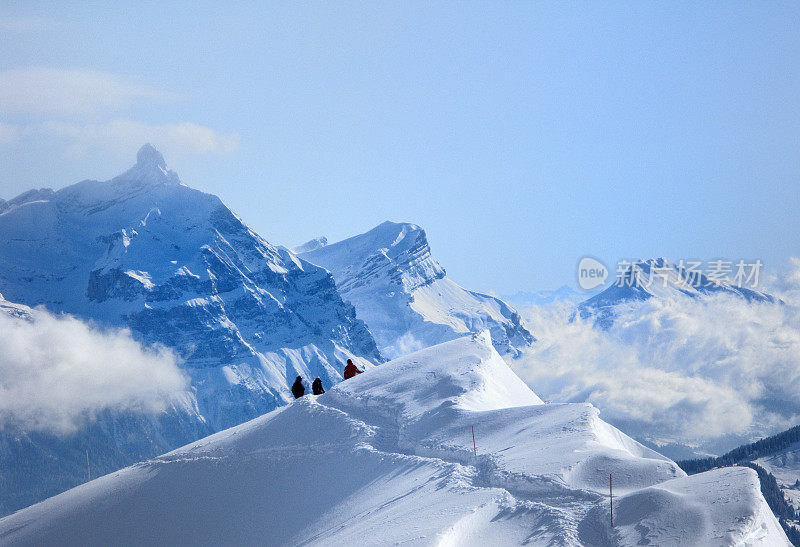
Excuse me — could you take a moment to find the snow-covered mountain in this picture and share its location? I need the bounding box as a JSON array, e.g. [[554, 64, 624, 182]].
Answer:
[[0, 333, 787, 546], [292, 235, 328, 254], [579, 257, 776, 326], [0, 294, 214, 517], [0, 145, 382, 513], [0, 292, 31, 319], [299, 221, 534, 358]]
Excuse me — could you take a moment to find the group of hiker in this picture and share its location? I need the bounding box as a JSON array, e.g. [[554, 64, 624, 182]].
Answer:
[[291, 358, 363, 399]]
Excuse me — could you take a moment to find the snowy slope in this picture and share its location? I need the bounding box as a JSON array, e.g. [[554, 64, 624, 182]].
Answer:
[[579, 257, 776, 327], [300, 221, 534, 358], [0, 292, 32, 319], [0, 145, 382, 513], [292, 236, 328, 254], [757, 443, 800, 512], [0, 333, 786, 546]]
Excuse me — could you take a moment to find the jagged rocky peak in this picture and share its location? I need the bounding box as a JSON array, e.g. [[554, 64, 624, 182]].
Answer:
[[303, 221, 445, 293], [136, 143, 167, 168], [114, 143, 181, 186], [0, 144, 386, 514], [300, 220, 534, 359], [364, 221, 434, 260]]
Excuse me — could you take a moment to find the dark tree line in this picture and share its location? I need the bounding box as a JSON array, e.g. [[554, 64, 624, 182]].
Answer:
[[785, 522, 800, 546], [742, 463, 800, 546], [743, 463, 795, 521], [678, 424, 800, 475]]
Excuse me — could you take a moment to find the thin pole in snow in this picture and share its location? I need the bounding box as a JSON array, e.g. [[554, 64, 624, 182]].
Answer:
[[86, 450, 91, 481], [609, 473, 613, 527], [472, 426, 477, 456]]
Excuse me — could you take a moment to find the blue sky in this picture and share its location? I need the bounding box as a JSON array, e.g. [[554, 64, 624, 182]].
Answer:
[[1, 2, 798, 294]]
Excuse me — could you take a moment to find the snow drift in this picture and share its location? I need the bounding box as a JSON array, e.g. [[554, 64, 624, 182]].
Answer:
[[0, 333, 786, 546]]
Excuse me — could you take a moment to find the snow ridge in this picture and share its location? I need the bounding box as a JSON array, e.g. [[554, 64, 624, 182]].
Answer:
[[0, 333, 786, 546]]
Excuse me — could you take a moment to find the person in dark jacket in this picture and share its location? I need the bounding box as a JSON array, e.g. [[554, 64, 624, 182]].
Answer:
[[312, 377, 325, 395], [343, 359, 362, 380], [291, 376, 305, 399]]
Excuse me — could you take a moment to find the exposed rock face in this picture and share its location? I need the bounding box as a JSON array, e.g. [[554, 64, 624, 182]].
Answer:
[[0, 145, 383, 514], [301, 221, 535, 359]]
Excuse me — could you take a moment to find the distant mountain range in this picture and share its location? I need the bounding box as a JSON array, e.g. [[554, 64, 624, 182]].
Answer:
[[578, 257, 776, 327], [501, 285, 586, 308]]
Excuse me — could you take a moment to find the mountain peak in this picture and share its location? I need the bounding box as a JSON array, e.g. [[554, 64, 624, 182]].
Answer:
[[136, 143, 166, 169], [578, 256, 777, 327], [293, 236, 328, 254], [299, 221, 534, 359], [114, 144, 180, 186]]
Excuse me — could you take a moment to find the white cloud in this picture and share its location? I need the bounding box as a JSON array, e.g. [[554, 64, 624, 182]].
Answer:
[[35, 119, 240, 157], [0, 308, 189, 435], [0, 67, 176, 116], [510, 262, 800, 453]]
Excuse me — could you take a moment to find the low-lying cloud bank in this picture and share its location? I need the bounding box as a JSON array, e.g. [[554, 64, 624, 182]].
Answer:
[[511, 260, 800, 455], [0, 307, 188, 436]]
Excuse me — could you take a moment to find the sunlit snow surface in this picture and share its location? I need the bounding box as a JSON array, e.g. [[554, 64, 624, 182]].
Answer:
[[0, 333, 786, 546]]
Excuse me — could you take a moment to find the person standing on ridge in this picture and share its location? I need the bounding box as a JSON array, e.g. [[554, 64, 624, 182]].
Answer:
[[312, 377, 325, 395], [343, 359, 362, 380], [291, 376, 305, 399]]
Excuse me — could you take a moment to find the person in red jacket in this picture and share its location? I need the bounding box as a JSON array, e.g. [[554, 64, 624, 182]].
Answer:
[[343, 359, 362, 380]]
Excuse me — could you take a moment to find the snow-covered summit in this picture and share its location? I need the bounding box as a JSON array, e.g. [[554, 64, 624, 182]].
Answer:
[[293, 235, 328, 254], [111, 143, 181, 186], [50, 144, 182, 218], [579, 257, 776, 326], [0, 145, 382, 514], [0, 333, 786, 546], [300, 221, 535, 358], [0, 144, 380, 390], [136, 142, 167, 167], [303, 221, 444, 292]]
